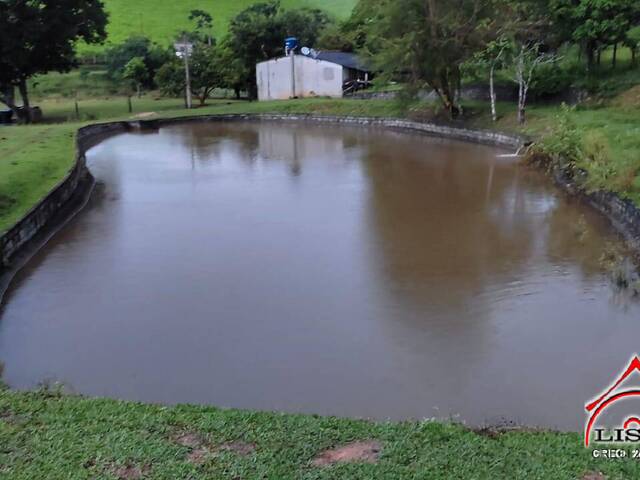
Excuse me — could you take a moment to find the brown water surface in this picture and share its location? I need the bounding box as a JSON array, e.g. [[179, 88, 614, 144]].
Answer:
[[1, 122, 639, 431]]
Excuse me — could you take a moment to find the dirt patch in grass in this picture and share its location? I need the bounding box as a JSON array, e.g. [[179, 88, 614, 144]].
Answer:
[[106, 462, 150, 480], [133, 112, 157, 119], [173, 431, 207, 449], [218, 441, 256, 456], [0, 408, 27, 427], [171, 430, 255, 465], [582, 472, 606, 480], [186, 447, 210, 465], [172, 431, 212, 465], [312, 440, 383, 467]]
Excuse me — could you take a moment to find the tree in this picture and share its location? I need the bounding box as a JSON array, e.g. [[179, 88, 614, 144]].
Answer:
[[190, 46, 225, 105], [512, 43, 557, 124], [468, 37, 512, 122], [104, 36, 170, 87], [123, 57, 149, 98], [625, 26, 640, 66], [0, 0, 108, 122], [224, 1, 333, 98], [316, 24, 356, 52], [155, 60, 186, 100], [217, 45, 249, 99], [362, 0, 497, 118], [550, 0, 640, 71], [156, 45, 225, 106], [189, 9, 214, 46], [333, 0, 391, 54], [494, 0, 557, 124]]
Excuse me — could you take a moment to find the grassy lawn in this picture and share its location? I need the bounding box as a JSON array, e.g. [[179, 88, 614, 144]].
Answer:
[[80, 0, 356, 55], [30, 70, 123, 100], [0, 385, 637, 479], [0, 123, 79, 233]]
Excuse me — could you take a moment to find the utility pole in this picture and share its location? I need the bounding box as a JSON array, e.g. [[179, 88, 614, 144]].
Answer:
[[184, 45, 192, 110], [175, 37, 194, 110], [285, 37, 298, 99], [290, 53, 296, 99]]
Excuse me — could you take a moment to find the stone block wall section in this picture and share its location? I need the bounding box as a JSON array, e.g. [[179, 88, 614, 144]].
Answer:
[[0, 121, 129, 268], [553, 168, 640, 248], [147, 114, 525, 149], [1, 113, 640, 294]]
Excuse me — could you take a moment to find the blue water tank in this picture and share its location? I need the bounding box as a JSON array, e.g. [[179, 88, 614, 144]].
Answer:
[[284, 37, 298, 52]]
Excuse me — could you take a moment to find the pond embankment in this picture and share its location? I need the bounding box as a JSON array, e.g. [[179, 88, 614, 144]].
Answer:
[[2, 118, 640, 478], [2, 117, 640, 431], [0, 121, 130, 304], [2, 113, 640, 307]]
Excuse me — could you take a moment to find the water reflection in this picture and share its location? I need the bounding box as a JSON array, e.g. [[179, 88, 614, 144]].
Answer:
[[1, 121, 639, 431]]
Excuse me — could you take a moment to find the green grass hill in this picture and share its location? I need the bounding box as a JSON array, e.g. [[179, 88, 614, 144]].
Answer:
[[79, 0, 356, 54]]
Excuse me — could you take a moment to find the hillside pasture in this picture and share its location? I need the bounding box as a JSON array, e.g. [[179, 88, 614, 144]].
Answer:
[[79, 0, 356, 54]]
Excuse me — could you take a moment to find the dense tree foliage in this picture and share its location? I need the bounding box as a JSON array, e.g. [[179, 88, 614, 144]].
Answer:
[[155, 45, 225, 106], [0, 0, 108, 122], [360, 0, 498, 118], [319, 0, 389, 54], [104, 36, 170, 87], [625, 26, 640, 65], [123, 57, 149, 98], [189, 9, 215, 46], [550, 0, 640, 70]]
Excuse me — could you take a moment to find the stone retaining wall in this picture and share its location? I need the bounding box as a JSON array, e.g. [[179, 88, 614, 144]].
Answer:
[[553, 168, 640, 248], [0, 121, 129, 269], [147, 114, 525, 149]]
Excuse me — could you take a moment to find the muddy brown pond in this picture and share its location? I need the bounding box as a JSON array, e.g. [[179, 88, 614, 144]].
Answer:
[[1, 121, 639, 431]]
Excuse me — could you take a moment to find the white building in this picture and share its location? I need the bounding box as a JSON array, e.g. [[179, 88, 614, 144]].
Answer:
[[256, 52, 370, 101]]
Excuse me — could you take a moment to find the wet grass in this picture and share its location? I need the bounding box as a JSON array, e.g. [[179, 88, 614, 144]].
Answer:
[[0, 385, 637, 479]]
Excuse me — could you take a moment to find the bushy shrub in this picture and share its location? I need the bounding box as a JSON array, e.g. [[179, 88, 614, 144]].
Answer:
[[529, 65, 575, 99], [579, 131, 617, 189], [529, 104, 582, 172]]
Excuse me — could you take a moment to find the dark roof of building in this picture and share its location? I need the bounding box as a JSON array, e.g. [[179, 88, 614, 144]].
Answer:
[[314, 51, 370, 72]]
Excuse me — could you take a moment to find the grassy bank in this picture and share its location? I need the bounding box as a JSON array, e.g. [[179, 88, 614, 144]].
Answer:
[[0, 124, 79, 233], [0, 385, 636, 479]]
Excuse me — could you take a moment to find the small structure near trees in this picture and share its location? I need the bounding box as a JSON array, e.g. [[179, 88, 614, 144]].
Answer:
[[256, 50, 370, 101]]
